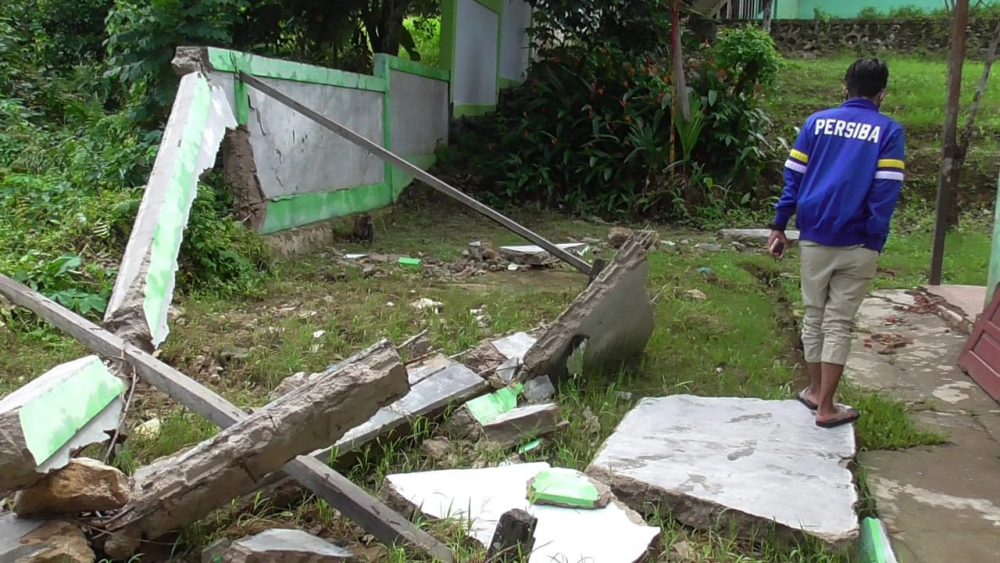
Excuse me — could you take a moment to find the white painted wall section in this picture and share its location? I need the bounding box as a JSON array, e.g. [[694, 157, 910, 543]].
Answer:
[[453, 0, 499, 106], [501, 0, 532, 82]]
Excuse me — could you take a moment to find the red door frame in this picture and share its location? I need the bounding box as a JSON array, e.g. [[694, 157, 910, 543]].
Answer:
[[959, 287, 1000, 401]]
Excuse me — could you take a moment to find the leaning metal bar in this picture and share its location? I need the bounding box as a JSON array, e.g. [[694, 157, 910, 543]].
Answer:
[[238, 72, 594, 275]]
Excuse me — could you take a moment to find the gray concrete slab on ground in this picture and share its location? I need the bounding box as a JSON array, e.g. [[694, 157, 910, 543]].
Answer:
[[925, 284, 987, 323], [586, 395, 858, 548], [848, 290, 1000, 562]]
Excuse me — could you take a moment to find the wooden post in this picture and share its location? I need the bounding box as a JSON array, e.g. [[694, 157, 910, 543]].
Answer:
[[930, 0, 970, 285], [0, 274, 455, 562]]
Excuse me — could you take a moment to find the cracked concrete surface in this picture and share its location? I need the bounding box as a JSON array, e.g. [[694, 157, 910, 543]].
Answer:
[[847, 290, 1000, 562]]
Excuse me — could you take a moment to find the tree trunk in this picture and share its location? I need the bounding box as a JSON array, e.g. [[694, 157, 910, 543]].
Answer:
[[763, 0, 775, 33], [369, 0, 408, 55]]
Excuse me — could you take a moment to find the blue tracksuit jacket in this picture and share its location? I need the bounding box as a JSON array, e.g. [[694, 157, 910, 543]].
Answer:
[[773, 98, 906, 253]]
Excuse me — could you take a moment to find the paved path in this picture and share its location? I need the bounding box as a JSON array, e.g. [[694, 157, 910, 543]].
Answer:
[[846, 290, 1000, 562]]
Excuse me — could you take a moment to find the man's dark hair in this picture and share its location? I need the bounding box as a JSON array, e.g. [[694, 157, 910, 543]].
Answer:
[[844, 59, 889, 98], [845, 58, 889, 99]]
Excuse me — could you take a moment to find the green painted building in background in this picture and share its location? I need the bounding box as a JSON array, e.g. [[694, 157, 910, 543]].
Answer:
[[751, 0, 999, 19]]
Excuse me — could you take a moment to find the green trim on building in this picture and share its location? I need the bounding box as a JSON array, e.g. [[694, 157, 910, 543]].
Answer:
[[499, 77, 524, 90], [260, 184, 396, 234], [207, 48, 387, 92], [234, 78, 250, 126], [144, 77, 212, 343], [382, 56, 451, 82], [440, 0, 458, 72], [18, 357, 125, 466], [454, 104, 498, 118], [373, 55, 396, 206]]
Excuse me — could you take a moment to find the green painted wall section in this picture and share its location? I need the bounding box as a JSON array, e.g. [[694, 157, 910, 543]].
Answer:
[[208, 48, 387, 92], [391, 154, 438, 196], [789, 0, 977, 18], [143, 77, 211, 344], [261, 184, 395, 234], [18, 357, 124, 465]]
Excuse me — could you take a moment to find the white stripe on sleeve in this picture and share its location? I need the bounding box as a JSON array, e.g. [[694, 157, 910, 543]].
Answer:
[[784, 159, 808, 174], [874, 170, 905, 182]]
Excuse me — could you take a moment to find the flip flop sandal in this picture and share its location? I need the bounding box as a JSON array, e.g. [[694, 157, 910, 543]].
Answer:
[[797, 388, 818, 410], [816, 408, 860, 429]]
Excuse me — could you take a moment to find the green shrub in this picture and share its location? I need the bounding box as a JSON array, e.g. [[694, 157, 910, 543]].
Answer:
[[711, 28, 782, 94]]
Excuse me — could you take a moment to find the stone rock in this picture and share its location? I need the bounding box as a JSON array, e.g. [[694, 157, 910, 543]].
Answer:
[[420, 437, 453, 463], [685, 289, 708, 301], [608, 227, 633, 249], [1, 517, 96, 563], [220, 347, 251, 366], [410, 298, 444, 313], [14, 458, 129, 516], [487, 508, 537, 562], [202, 538, 232, 563], [225, 529, 353, 562], [444, 407, 483, 440], [132, 418, 162, 441], [482, 404, 564, 447], [694, 242, 723, 253], [587, 395, 858, 549], [523, 376, 556, 403]]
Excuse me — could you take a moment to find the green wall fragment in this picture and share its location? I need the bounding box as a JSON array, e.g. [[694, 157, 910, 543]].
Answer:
[[528, 467, 603, 509], [260, 184, 396, 234], [465, 385, 523, 425], [859, 517, 898, 563], [208, 48, 387, 92], [18, 357, 125, 466]]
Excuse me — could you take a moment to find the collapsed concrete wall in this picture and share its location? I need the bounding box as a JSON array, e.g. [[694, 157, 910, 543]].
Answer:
[[104, 72, 236, 349]]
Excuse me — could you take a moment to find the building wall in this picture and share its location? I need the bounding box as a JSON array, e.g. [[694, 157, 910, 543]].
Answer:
[[500, 0, 532, 86]]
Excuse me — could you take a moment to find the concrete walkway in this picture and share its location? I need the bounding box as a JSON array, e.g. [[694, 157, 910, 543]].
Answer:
[[846, 290, 1000, 562]]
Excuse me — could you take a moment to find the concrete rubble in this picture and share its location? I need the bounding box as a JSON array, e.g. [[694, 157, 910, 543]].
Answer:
[[587, 395, 859, 549], [487, 508, 537, 562], [0, 355, 125, 492], [100, 342, 409, 557], [216, 529, 354, 562], [527, 467, 613, 509], [0, 513, 95, 562], [499, 243, 589, 266], [14, 458, 130, 516], [103, 72, 237, 350], [481, 403, 564, 447], [522, 233, 656, 382], [385, 462, 660, 562]]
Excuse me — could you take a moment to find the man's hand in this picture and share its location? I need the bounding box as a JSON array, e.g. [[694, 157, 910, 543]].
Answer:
[[768, 230, 789, 260]]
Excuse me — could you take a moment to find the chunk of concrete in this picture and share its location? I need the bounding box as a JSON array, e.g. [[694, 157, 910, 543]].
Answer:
[[718, 228, 800, 245], [500, 243, 588, 266], [487, 508, 537, 562], [101, 341, 408, 557], [528, 467, 613, 509], [224, 529, 353, 562], [521, 233, 656, 382], [492, 332, 537, 361], [0, 355, 125, 492], [482, 403, 563, 447], [405, 353, 452, 386], [104, 72, 237, 350], [587, 395, 858, 549], [384, 463, 660, 562], [0, 514, 95, 562], [14, 457, 130, 516], [523, 376, 555, 403]]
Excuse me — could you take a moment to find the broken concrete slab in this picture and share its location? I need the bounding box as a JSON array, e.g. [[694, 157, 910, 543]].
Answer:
[[718, 228, 800, 245], [521, 233, 656, 382], [500, 243, 588, 266], [587, 395, 858, 549], [101, 342, 408, 557], [487, 508, 537, 562], [464, 386, 522, 426], [0, 355, 125, 492], [385, 463, 660, 562], [482, 403, 563, 447], [405, 353, 452, 386], [528, 467, 612, 509], [14, 457, 129, 516], [328, 362, 488, 455], [492, 332, 537, 361], [0, 514, 95, 562], [103, 71, 237, 350], [224, 529, 353, 562]]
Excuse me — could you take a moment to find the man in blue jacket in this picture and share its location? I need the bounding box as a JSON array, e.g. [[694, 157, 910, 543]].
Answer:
[[768, 58, 905, 429]]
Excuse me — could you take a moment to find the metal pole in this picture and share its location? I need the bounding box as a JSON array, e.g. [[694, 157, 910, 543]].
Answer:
[[238, 72, 594, 276], [930, 0, 969, 285]]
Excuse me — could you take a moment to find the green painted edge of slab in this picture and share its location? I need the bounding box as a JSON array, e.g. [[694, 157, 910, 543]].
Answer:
[[528, 468, 602, 509], [143, 76, 212, 343], [260, 183, 395, 234], [207, 47, 387, 92], [383, 55, 450, 82], [859, 517, 897, 563], [374, 55, 395, 206], [454, 104, 497, 118], [465, 384, 523, 425], [18, 357, 125, 465]]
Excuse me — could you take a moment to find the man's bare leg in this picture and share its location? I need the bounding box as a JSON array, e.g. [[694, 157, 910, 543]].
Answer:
[[815, 362, 852, 423], [805, 362, 822, 405]]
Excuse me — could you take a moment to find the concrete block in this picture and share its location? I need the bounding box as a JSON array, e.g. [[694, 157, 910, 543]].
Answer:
[[14, 457, 129, 516], [0, 356, 124, 491], [384, 463, 660, 562], [104, 72, 237, 350], [0, 514, 95, 562], [225, 529, 353, 562], [482, 403, 563, 447], [587, 395, 858, 549], [523, 376, 556, 403]]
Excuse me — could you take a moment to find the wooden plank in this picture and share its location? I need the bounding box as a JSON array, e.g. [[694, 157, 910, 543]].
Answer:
[[0, 274, 455, 562], [237, 72, 594, 276]]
